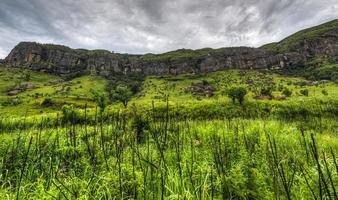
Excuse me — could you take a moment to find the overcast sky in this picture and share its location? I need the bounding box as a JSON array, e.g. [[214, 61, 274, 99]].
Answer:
[[0, 0, 337, 58]]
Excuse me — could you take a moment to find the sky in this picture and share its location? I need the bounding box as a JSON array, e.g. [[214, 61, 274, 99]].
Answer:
[[0, 0, 337, 58]]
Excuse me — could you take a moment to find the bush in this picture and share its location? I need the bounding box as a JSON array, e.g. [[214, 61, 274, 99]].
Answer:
[[321, 89, 328, 96], [23, 72, 31, 81], [90, 89, 107, 113], [300, 89, 309, 96], [1, 97, 22, 106], [282, 88, 292, 97], [61, 105, 80, 124], [40, 97, 53, 107], [260, 87, 273, 97]]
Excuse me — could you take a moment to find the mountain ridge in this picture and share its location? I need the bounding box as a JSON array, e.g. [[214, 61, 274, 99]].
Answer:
[[2, 19, 338, 77]]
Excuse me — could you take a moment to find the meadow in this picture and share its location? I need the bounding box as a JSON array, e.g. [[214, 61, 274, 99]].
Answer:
[[0, 67, 337, 199]]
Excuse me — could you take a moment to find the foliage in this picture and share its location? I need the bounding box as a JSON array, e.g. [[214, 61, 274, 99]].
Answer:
[[91, 89, 108, 113], [40, 96, 53, 107], [300, 89, 309, 96], [23, 71, 31, 81], [0, 107, 337, 199], [282, 87, 292, 97], [322, 89, 328, 96], [0, 66, 337, 199], [260, 87, 273, 97], [61, 105, 80, 124], [111, 84, 133, 107], [226, 86, 247, 104]]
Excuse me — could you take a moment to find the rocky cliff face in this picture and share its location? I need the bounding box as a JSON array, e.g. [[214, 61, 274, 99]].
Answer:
[[3, 42, 304, 76], [3, 20, 338, 77]]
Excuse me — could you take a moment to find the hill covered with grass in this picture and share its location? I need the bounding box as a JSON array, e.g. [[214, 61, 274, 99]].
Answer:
[[0, 66, 337, 121], [261, 19, 338, 53], [0, 66, 337, 199]]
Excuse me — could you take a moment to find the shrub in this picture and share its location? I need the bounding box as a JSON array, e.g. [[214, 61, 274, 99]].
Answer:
[[282, 88, 292, 97], [40, 97, 53, 107], [321, 89, 328, 96], [61, 105, 80, 124], [300, 89, 309, 96], [260, 87, 273, 97], [91, 89, 107, 113], [130, 114, 149, 143], [23, 72, 31, 81], [1, 97, 22, 106]]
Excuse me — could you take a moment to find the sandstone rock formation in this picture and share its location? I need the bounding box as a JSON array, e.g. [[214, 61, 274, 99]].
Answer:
[[3, 20, 338, 77]]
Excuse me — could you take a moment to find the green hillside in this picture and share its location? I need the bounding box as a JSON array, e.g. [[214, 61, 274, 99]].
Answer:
[[0, 67, 337, 199], [0, 67, 108, 116], [261, 19, 338, 53], [0, 67, 337, 118], [0, 64, 337, 199]]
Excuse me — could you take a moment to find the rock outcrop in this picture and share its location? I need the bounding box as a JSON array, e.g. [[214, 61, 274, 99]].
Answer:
[[3, 20, 338, 77], [2, 42, 304, 77]]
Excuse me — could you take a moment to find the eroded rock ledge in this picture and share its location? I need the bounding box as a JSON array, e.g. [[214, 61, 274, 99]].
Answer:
[[3, 20, 338, 77]]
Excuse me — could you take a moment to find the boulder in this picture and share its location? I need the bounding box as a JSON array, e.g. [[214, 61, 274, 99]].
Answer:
[[190, 82, 215, 97], [8, 90, 20, 96], [23, 82, 36, 90]]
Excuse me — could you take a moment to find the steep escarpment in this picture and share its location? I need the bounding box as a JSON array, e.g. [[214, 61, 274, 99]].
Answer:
[[3, 42, 303, 77], [3, 19, 338, 77]]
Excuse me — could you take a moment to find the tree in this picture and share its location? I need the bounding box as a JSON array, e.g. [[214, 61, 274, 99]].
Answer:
[[111, 84, 133, 107], [90, 89, 107, 113], [226, 86, 247, 104]]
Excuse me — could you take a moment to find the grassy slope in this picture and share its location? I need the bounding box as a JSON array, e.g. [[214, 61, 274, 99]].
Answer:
[[0, 67, 337, 117], [0, 68, 108, 116], [261, 19, 338, 53], [133, 70, 337, 104]]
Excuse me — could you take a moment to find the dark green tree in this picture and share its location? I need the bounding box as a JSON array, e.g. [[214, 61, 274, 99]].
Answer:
[[111, 84, 133, 107], [226, 86, 247, 104]]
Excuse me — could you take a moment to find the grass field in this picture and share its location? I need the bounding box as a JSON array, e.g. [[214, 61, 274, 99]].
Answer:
[[0, 67, 337, 199]]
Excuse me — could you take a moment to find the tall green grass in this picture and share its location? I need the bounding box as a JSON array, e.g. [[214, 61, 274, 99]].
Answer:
[[0, 103, 337, 199]]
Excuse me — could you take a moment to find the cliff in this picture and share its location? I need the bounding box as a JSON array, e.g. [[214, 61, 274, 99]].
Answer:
[[3, 20, 338, 77]]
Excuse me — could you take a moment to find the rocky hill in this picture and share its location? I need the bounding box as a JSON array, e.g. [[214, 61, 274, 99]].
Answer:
[[3, 20, 338, 77]]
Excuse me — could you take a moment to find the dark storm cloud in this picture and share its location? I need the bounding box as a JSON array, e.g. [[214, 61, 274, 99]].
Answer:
[[0, 0, 337, 58]]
